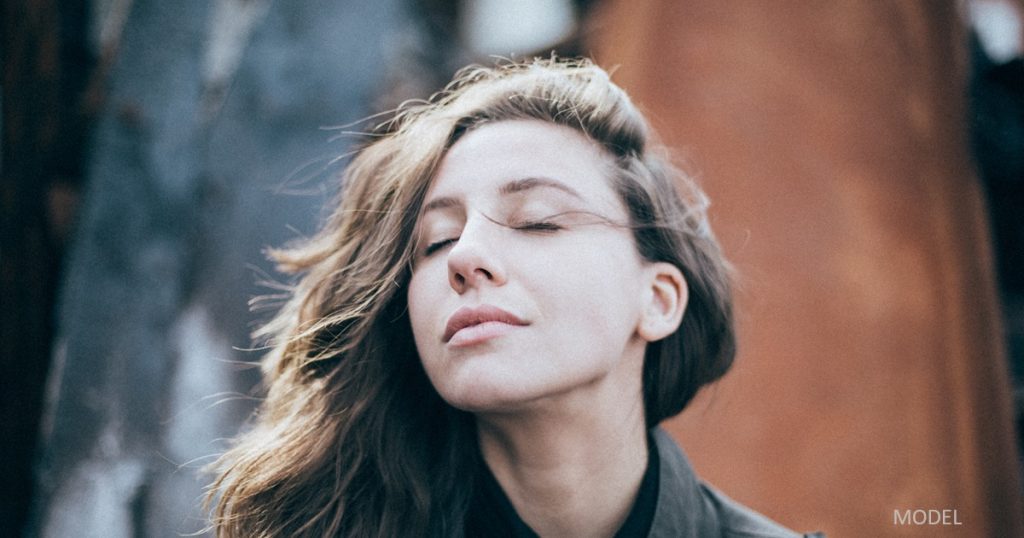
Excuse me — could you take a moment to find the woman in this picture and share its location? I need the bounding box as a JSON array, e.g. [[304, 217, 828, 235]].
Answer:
[[209, 58, 821, 537]]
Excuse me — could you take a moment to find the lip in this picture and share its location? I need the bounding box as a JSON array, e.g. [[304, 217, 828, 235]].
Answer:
[[443, 304, 528, 344]]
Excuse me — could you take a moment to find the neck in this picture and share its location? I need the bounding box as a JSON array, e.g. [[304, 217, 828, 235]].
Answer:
[[475, 384, 649, 537]]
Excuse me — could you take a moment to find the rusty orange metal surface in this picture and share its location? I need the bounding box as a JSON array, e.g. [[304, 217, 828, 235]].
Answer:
[[589, 2, 1024, 536]]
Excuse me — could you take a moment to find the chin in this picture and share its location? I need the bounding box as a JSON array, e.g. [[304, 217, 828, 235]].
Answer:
[[434, 372, 551, 414], [439, 385, 534, 414]]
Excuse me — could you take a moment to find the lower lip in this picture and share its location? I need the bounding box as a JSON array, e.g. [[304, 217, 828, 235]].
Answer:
[[448, 321, 519, 347]]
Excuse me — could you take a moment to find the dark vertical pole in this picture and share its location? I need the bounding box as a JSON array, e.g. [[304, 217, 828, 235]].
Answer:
[[1, 0, 61, 533]]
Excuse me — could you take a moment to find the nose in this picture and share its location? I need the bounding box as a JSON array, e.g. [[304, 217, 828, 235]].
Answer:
[[447, 217, 507, 293]]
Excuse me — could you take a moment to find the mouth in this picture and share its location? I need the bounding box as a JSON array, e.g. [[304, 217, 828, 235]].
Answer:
[[443, 304, 528, 344]]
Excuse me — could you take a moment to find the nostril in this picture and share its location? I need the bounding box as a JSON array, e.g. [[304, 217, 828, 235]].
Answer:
[[446, 237, 504, 290]]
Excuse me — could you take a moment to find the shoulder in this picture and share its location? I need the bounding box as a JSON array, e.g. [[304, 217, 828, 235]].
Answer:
[[649, 428, 824, 538], [699, 482, 823, 538]]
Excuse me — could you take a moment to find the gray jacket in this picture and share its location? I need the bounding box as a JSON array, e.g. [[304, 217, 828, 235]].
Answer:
[[650, 428, 824, 537]]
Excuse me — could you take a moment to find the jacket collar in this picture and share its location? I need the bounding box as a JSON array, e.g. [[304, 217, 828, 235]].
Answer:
[[650, 427, 722, 536]]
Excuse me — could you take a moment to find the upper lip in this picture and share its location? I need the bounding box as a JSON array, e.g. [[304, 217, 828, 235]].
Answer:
[[443, 304, 528, 342]]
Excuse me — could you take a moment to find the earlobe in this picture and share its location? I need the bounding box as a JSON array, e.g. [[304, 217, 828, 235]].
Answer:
[[637, 263, 688, 342]]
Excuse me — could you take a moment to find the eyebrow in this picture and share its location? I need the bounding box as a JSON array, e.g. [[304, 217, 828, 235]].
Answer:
[[421, 176, 583, 215], [500, 177, 583, 199]]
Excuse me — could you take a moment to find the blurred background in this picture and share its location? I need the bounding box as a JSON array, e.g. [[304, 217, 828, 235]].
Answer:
[[3, 0, 1024, 536]]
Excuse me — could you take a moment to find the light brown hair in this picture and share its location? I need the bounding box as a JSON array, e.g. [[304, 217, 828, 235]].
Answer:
[[208, 57, 735, 537]]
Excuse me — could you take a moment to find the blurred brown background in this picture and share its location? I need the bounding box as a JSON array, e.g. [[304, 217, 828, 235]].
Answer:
[[3, 0, 1023, 536]]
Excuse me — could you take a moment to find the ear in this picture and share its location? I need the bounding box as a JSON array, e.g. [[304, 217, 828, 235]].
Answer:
[[638, 262, 688, 342]]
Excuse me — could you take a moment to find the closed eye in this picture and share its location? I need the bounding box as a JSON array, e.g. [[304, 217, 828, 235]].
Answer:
[[424, 238, 458, 256], [513, 220, 562, 232], [422, 220, 562, 257]]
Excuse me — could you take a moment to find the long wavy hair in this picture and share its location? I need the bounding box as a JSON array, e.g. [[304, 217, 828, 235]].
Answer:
[[207, 57, 735, 537]]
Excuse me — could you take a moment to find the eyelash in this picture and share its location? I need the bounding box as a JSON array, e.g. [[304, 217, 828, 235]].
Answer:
[[424, 238, 457, 256], [422, 220, 563, 257], [515, 220, 562, 232]]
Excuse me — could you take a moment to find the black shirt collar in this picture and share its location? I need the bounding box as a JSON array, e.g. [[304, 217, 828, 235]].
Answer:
[[465, 431, 660, 537]]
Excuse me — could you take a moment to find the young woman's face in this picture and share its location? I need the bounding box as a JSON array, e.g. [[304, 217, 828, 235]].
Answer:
[[407, 120, 650, 413]]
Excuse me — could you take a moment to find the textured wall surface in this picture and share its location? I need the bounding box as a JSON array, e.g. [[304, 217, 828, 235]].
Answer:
[[591, 2, 1023, 536], [29, 1, 404, 535]]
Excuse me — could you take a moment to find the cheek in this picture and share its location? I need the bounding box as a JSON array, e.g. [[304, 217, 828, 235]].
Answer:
[[406, 268, 442, 355], [533, 238, 646, 341]]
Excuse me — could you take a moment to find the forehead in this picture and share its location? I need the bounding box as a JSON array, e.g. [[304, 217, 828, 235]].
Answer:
[[425, 120, 618, 206]]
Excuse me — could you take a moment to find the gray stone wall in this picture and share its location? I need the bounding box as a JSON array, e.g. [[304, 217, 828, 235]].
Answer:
[[30, 1, 406, 535]]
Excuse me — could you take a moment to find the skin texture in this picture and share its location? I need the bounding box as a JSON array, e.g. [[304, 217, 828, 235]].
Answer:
[[407, 120, 688, 536]]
